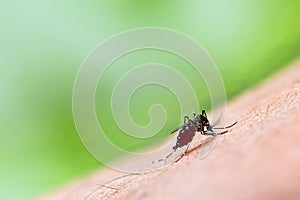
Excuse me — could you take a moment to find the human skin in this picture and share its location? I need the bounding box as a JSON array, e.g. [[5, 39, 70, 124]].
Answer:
[[40, 59, 300, 200]]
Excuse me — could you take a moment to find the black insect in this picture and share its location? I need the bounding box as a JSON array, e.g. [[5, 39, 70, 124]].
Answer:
[[166, 109, 237, 162]]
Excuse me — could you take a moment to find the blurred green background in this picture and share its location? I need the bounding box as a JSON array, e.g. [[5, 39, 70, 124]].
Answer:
[[1, 1, 300, 199]]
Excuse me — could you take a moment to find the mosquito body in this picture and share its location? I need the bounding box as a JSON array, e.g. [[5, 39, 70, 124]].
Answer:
[[168, 109, 237, 162]]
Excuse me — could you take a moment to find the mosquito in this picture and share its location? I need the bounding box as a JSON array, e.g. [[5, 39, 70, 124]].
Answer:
[[166, 109, 237, 162]]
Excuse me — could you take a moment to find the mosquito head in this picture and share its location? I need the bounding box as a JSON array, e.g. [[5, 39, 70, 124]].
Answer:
[[200, 114, 213, 132]]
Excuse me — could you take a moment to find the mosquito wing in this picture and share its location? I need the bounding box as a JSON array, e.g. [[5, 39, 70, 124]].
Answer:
[[198, 134, 220, 160]]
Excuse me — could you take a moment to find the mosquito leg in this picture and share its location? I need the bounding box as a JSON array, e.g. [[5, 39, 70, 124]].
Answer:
[[175, 153, 184, 163], [202, 109, 207, 118], [184, 115, 190, 124], [213, 121, 237, 129], [166, 149, 175, 159], [156, 147, 177, 165], [184, 143, 191, 154], [218, 130, 228, 135], [170, 126, 181, 134], [203, 132, 216, 136], [204, 130, 228, 136], [175, 143, 190, 163], [99, 184, 118, 190], [193, 111, 196, 117]]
